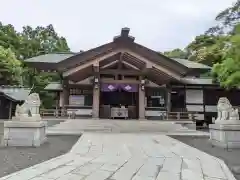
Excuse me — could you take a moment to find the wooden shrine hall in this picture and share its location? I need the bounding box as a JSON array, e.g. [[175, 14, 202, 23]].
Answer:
[[25, 28, 240, 123]]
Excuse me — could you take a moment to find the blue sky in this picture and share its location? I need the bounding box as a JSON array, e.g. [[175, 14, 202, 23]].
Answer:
[[0, 0, 235, 52]]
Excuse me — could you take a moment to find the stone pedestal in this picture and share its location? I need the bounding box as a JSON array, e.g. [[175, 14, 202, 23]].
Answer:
[[3, 121, 47, 147], [209, 124, 240, 149]]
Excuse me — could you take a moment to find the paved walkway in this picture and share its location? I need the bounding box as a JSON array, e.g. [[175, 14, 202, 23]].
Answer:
[[0, 133, 236, 180], [47, 119, 209, 136]]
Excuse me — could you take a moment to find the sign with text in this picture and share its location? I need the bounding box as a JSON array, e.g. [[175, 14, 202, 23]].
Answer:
[[69, 95, 85, 106]]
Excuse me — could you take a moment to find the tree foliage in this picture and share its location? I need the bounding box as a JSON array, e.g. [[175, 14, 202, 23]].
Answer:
[[165, 0, 240, 88], [163, 48, 189, 59], [21, 25, 70, 108], [0, 22, 70, 108], [21, 25, 69, 58], [186, 35, 229, 65], [212, 28, 240, 88], [0, 46, 23, 85], [206, 0, 240, 35], [0, 23, 24, 59]]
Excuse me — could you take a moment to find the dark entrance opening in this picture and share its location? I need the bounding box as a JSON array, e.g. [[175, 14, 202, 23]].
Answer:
[[99, 84, 138, 119], [171, 89, 186, 112], [101, 91, 137, 106]]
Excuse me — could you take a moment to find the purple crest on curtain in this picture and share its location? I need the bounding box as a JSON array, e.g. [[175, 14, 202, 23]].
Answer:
[[101, 83, 118, 92], [120, 84, 138, 92]]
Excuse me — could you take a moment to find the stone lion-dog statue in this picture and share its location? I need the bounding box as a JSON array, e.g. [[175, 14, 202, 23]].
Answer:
[[214, 97, 239, 124], [13, 93, 41, 121]]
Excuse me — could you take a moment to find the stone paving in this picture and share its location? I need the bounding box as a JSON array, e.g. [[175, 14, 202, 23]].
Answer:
[[0, 133, 236, 180], [47, 119, 209, 136]]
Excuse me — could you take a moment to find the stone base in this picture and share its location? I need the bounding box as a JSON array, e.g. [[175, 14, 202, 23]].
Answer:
[[3, 121, 47, 147], [209, 124, 240, 149], [12, 115, 42, 121]]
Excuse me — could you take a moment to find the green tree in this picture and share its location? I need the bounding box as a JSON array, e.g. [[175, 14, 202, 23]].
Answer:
[[0, 22, 24, 59], [206, 0, 240, 35], [187, 0, 240, 66], [0, 46, 23, 85], [0, 22, 70, 108], [163, 48, 189, 59], [20, 24, 70, 108], [186, 35, 228, 65], [21, 24, 70, 58], [212, 27, 240, 88]]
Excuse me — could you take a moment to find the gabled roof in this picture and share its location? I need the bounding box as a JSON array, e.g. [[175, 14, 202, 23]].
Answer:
[[24, 28, 210, 76], [0, 86, 31, 101]]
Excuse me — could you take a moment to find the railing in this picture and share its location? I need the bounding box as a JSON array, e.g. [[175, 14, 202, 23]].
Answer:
[[40, 109, 78, 119], [40, 106, 93, 119], [145, 107, 167, 111], [145, 107, 196, 121], [40, 109, 61, 118], [40, 107, 197, 122], [167, 112, 197, 122]]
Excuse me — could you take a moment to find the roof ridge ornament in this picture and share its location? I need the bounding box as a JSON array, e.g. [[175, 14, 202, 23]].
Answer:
[[113, 27, 135, 42], [121, 27, 130, 37]]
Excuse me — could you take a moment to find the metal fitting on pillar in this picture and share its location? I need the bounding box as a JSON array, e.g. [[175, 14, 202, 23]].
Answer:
[[94, 77, 99, 89], [140, 79, 145, 91]]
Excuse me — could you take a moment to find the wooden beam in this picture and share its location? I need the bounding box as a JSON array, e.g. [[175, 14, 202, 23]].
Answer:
[[122, 61, 140, 70], [142, 68, 151, 76], [101, 79, 140, 84], [100, 69, 141, 75], [93, 65, 99, 73], [63, 50, 121, 77], [118, 53, 123, 69], [63, 48, 182, 81], [100, 60, 118, 69]]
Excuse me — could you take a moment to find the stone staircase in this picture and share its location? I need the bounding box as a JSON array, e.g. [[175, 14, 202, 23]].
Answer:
[[47, 119, 209, 136]]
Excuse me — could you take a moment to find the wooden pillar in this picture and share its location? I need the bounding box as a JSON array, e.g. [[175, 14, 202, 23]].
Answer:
[[92, 86, 100, 118], [167, 88, 171, 112], [166, 86, 172, 120], [62, 79, 69, 116], [92, 63, 100, 119], [138, 77, 145, 119], [56, 91, 60, 117]]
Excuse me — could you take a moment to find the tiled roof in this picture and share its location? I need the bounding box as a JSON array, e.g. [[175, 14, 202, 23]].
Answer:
[[172, 58, 211, 70], [180, 77, 214, 85], [44, 82, 63, 91], [24, 53, 75, 63], [25, 52, 212, 71], [45, 77, 94, 90], [0, 86, 31, 101]]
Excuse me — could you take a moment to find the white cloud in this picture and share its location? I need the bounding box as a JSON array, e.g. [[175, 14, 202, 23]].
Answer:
[[0, 0, 236, 52]]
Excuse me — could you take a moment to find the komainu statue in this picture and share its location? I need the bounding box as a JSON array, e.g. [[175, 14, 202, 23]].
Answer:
[[215, 97, 240, 124], [13, 93, 41, 121]]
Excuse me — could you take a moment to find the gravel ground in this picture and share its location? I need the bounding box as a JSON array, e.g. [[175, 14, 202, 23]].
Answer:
[[170, 135, 240, 180], [0, 120, 78, 178], [0, 135, 79, 178]]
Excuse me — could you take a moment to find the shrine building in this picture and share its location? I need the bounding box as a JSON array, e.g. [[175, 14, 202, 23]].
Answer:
[[24, 28, 240, 124]]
